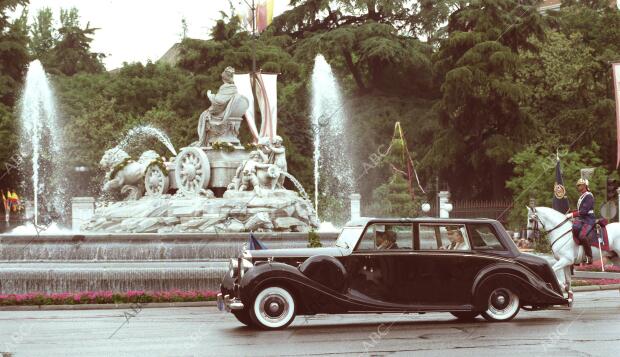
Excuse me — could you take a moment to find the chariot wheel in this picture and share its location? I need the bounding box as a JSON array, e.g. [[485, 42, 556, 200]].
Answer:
[[144, 164, 170, 196], [175, 147, 211, 193]]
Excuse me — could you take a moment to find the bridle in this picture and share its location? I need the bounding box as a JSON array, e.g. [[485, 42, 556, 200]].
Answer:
[[528, 207, 572, 249]]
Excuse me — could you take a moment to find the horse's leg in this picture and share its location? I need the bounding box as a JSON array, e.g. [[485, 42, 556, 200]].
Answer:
[[563, 265, 573, 306], [552, 257, 572, 292]]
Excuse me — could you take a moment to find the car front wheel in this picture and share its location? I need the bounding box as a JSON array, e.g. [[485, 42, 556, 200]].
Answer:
[[481, 287, 520, 322], [250, 286, 296, 330]]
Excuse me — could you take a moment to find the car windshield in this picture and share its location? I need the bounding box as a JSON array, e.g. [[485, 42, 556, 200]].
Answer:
[[334, 227, 364, 250]]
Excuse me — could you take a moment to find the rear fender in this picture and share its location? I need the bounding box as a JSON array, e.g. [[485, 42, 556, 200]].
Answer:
[[472, 263, 565, 309]]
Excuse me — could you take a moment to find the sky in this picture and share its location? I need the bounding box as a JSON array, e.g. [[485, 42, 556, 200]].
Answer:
[[17, 0, 288, 70]]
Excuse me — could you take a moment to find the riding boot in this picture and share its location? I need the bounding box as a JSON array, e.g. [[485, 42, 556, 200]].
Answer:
[[581, 239, 593, 265]]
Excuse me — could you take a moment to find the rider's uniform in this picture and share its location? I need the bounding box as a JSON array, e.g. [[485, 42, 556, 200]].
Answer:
[[569, 190, 595, 260]]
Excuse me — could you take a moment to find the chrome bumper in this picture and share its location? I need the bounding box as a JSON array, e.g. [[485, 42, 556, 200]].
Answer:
[[217, 293, 244, 312]]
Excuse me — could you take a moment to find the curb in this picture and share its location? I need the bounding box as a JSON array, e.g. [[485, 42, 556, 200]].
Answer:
[[0, 300, 217, 311], [572, 283, 620, 292]]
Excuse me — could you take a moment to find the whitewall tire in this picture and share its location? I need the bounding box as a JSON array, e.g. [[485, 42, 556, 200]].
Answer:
[[481, 287, 520, 322], [250, 286, 296, 330]]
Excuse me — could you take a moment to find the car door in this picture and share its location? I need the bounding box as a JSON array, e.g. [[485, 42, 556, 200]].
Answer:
[[408, 223, 484, 307], [341, 223, 414, 305]]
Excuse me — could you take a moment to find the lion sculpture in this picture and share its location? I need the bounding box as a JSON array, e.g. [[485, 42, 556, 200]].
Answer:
[[100, 148, 161, 200]]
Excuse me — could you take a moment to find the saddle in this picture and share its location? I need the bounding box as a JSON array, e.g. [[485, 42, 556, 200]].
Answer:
[[572, 218, 612, 252]]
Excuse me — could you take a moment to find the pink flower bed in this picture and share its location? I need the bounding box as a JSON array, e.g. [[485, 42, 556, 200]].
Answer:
[[0, 290, 218, 306], [572, 279, 620, 286], [574, 261, 620, 273]]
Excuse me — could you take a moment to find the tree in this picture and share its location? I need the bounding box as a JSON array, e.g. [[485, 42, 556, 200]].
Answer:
[[423, 0, 546, 200], [546, 3, 620, 168], [29, 7, 55, 61], [0, 1, 29, 188], [367, 123, 427, 217], [46, 7, 105, 76], [505, 142, 615, 227], [517, 30, 613, 154]]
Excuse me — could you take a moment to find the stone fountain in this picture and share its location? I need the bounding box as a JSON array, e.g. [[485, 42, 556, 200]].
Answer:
[[82, 66, 318, 233], [0, 64, 342, 295]]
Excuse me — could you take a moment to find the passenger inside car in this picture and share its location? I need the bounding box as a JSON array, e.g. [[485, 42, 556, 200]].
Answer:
[[375, 226, 399, 249], [442, 226, 469, 250]]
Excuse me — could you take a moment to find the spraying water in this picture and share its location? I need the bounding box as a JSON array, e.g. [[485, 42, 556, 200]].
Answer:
[[116, 124, 177, 156], [18, 60, 65, 225], [310, 54, 354, 218]]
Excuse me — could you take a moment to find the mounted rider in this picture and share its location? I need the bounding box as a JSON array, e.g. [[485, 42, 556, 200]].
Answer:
[[565, 178, 594, 265]]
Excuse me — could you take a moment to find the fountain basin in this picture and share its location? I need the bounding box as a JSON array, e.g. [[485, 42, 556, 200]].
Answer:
[[0, 232, 337, 261], [0, 232, 338, 294]]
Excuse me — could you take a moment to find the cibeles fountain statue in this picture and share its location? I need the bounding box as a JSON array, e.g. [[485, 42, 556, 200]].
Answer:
[[83, 66, 319, 233]]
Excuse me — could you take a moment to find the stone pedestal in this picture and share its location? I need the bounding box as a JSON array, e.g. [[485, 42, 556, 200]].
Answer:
[[350, 193, 361, 221], [72, 197, 95, 231]]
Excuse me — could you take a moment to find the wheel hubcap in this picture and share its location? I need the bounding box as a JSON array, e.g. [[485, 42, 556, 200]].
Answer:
[[493, 294, 508, 309], [486, 288, 518, 320], [261, 295, 286, 319]]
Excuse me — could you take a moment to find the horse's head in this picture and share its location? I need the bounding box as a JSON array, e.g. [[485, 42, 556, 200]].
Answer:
[[526, 206, 541, 240]]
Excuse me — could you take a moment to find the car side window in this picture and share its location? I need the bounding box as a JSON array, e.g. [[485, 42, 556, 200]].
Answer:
[[418, 224, 470, 251], [356, 224, 412, 251], [468, 224, 506, 251]]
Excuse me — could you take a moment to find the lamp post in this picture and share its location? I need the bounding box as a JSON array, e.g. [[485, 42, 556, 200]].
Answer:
[[74, 166, 90, 197], [241, 0, 259, 124]]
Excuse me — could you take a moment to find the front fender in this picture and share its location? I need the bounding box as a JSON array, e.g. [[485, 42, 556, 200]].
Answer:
[[238, 261, 354, 315]]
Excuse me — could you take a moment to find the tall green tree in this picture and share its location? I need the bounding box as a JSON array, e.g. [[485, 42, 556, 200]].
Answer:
[[517, 30, 612, 154], [0, 0, 29, 188], [29, 7, 55, 61], [46, 7, 105, 76], [423, 0, 546, 200]]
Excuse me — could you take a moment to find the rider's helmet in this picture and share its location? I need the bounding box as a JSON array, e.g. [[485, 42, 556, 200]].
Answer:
[[576, 178, 589, 187]]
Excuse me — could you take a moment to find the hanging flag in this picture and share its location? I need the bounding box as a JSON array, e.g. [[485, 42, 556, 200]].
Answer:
[[248, 232, 268, 250], [13, 192, 21, 211], [256, 0, 274, 32], [553, 155, 570, 213], [7, 191, 16, 212], [254, 72, 278, 140], [233, 73, 260, 141], [613, 63, 620, 168]]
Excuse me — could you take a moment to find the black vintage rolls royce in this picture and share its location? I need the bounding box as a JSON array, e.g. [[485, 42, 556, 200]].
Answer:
[[217, 218, 569, 329]]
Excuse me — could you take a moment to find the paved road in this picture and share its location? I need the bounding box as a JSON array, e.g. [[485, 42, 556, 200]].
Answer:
[[1, 290, 619, 357]]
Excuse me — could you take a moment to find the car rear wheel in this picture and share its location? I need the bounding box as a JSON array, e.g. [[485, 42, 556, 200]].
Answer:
[[232, 309, 255, 327], [250, 286, 296, 330], [450, 311, 479, 321], [481, 287, 520, 322]]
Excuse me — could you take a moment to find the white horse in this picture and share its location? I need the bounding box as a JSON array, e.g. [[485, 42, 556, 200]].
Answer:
[[526, 206, 620, 302]]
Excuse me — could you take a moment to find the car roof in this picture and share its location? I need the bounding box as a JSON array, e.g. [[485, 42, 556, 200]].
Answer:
[[344, 216, 498, 228]]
